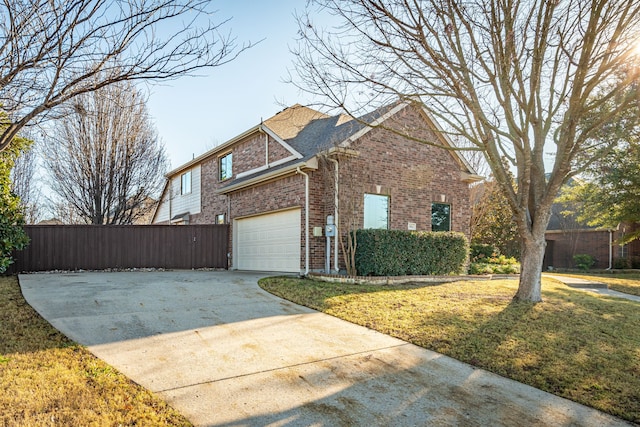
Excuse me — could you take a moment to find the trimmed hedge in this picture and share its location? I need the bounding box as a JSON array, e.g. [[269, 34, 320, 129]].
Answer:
[[354, 229, 469, 276]]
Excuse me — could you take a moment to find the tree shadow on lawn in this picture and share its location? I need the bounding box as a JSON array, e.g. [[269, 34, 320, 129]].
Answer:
[[262, 276, 640, 422], [422, 286, 640, 423]]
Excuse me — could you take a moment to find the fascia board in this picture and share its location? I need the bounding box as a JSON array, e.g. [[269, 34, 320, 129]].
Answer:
[[165, 125, 262, 177], [337, 102, 409, 148], [260, 124, 304, 159], [217, 158, 318, 195]]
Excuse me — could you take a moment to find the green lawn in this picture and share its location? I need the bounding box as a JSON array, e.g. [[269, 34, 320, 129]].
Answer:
[[549, 272, 640, 296], [259, 276, 640, 423], [0, 276, 191, 426]]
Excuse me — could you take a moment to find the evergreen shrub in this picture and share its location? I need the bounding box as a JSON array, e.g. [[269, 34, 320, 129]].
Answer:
[[354, 229, 468, 276]]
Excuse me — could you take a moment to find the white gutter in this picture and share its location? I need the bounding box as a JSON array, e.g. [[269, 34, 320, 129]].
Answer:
[[608, 229, 613, 270], [328, 157, 339, 272], [218, 157, 318, 195], [296, 167, 310, 276]]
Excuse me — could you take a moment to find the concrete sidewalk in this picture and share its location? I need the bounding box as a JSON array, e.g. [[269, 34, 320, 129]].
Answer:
[[19, 271, 633, 426], [544, 274, 640, 302]]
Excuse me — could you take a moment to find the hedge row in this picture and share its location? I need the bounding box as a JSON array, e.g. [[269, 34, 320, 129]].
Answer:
[[354, 229, 469, 276]]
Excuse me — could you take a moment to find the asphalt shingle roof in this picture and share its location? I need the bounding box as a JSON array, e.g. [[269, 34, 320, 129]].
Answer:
[[263, 103, 396, 157]]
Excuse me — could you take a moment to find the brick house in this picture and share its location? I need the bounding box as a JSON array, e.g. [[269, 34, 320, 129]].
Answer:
[[152, 102, 482, 273], [544, 203, 640, 269]]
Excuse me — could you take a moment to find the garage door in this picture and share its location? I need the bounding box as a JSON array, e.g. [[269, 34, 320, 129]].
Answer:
[[235, 209, 301, 272]]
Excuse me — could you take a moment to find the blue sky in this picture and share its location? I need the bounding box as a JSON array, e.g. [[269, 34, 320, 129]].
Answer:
[[146, 2, 318, 169]]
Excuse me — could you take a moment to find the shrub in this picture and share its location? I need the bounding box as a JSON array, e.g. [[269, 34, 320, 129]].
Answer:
[[614, 257, 631, 269], [354, 229, 468, 276], [573, 254, 595, 270], [0, 127, 31, 273], [470, 243, 499, 263], [469, 254, 520, 275]]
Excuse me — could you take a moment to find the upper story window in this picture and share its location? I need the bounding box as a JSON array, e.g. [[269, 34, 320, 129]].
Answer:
[[219, 152, 233, 181], [431, 202, 451, 232], [364, 193, 389, 229], [180, 171, 192, 195]]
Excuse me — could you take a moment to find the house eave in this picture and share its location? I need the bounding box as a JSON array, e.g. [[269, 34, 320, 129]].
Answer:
[[165, 125, 263, 177], [323, 146, 360, 158], [545, 228, 613, 234], [217, 157, 319, 195], [461, 173, 484, 183]]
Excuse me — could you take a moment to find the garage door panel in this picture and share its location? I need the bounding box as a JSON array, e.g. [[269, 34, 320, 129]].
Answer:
[[236, 209, 301, 272]]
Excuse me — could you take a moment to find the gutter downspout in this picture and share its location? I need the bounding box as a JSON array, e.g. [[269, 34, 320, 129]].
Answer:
[[169, 182, 173, 225], [227, 194, 231, 270], [264, 130, 269, 166], [328, 158, 339, 272], [608, 229, 613, 270], [296, 167, 310, 275]]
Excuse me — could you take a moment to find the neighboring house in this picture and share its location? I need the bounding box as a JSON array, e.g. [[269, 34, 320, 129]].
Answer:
[[36, 218, 64, 225], [544, 203, 640, 269], [106, 196, 158, 225], [153, 102, 482, 273]]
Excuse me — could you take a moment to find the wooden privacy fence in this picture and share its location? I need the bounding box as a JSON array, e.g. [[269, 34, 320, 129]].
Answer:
[[9, 225, 229, 272]]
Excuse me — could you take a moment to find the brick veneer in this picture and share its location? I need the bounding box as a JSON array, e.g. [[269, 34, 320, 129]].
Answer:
[[309, 105, 473, 271], [166, 104, 474, 272], [545, 224, 640, 269]]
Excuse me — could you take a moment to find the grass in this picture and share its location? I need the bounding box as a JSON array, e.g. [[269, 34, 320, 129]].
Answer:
[[259, 276, 640, 423], [548, 272, 640, 296], [0, 275, 192, 427]]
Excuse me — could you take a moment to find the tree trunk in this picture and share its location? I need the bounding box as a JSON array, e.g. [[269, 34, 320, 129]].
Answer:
[[514, 235, 546, 302]]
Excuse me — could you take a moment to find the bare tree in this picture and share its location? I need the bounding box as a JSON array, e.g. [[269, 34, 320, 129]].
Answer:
[[44, 80, 168, 224], [48, 200, 88, 224], [10, 135, 41, 223], [0, 0, 252, 152], [319, 151, 362, 275], [292, 0, 640, 302]]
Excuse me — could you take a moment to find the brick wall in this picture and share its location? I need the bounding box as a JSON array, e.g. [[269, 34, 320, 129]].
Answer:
[[231, 173, 307, 270], [545, 224, 640, 269], [545, 230, 612, 269], [233, 132, 293, 174], [165, 104, 474, 273], [310, 105, 473, 271], [194, 156, 229, 224], [269, 136, 292, 163]]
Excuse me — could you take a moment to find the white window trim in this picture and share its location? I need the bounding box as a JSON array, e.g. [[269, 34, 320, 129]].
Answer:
[[180, 171, 192, 195], [219, 152, 233, 181]]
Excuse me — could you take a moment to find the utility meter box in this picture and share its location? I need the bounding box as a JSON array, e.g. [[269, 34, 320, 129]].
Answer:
[[325, 215, 336, 237]]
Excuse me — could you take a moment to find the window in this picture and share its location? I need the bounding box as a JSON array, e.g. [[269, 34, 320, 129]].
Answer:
[[431, 203, 451, 232], [216, 214, 225, 224], [364, 194, 389, 229], [219, 152, 232, 181], [180, 171, 192, 195]]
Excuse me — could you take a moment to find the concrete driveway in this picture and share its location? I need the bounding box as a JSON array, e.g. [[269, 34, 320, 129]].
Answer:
[[19, 271, 631, 426]]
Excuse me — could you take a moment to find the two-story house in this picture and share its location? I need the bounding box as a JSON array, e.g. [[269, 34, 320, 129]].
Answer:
[[153, 102, 482, 273]]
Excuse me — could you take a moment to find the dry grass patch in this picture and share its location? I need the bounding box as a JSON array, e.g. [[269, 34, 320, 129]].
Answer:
[[259, 276, 640, 423], [0, 275, 191, 426], [549, 272, 640, 296]]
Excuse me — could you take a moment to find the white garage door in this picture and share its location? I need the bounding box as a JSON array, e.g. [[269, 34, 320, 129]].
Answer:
[[235, 209, 301, 272]]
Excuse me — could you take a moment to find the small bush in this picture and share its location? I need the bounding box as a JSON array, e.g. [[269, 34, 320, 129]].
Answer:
[[614, 257, 631, 269], [469, 255, 520, 275], [470, 243, 499, 263], [573, 254, 595, 270], [354, 229, 468, 276]]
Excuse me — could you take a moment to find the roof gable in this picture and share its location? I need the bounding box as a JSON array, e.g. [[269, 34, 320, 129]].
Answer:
[[166, 101, 481, 181]]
